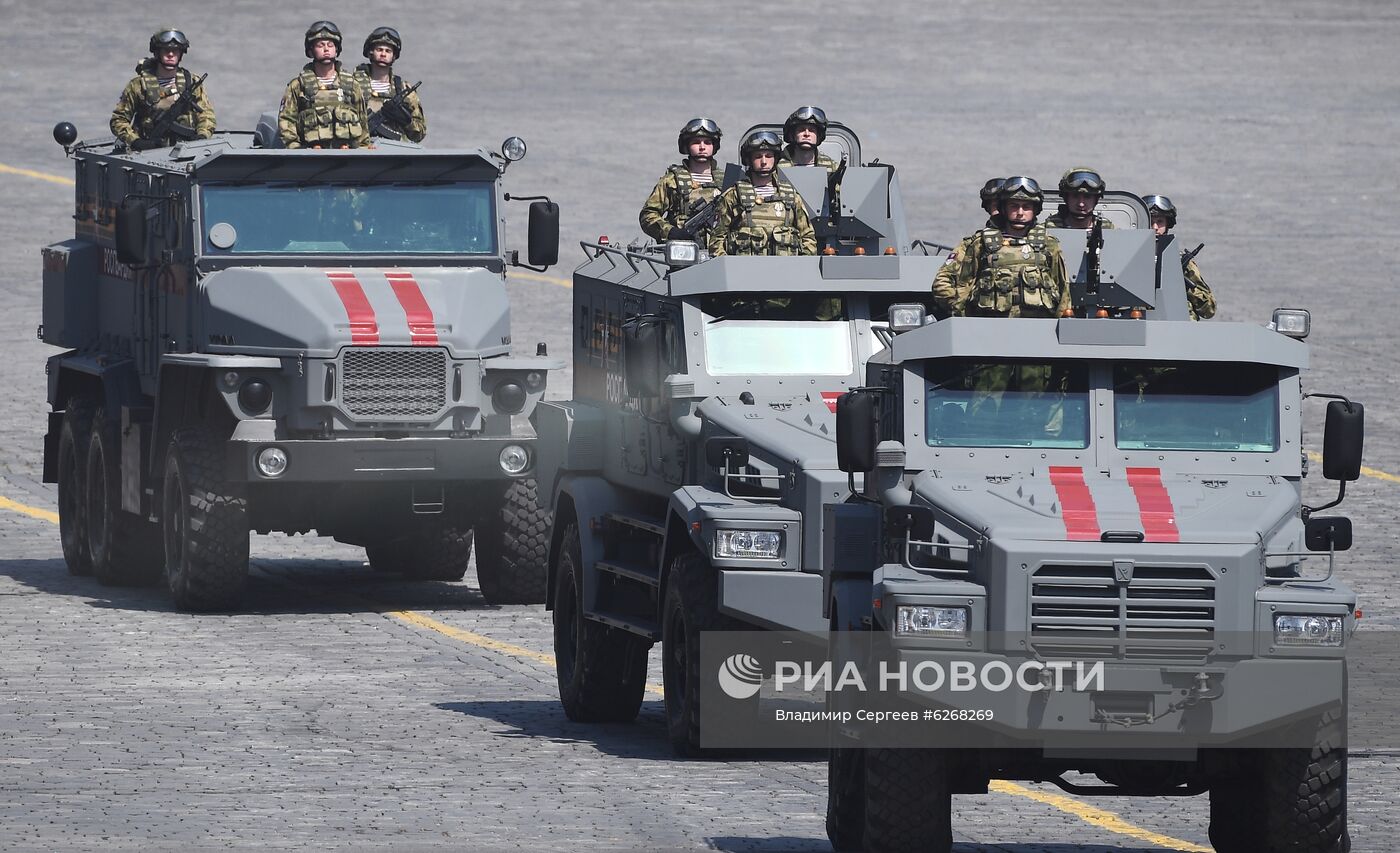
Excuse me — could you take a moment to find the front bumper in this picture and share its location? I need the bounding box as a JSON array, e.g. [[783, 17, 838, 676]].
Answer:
[[227, 434, 536, 484]]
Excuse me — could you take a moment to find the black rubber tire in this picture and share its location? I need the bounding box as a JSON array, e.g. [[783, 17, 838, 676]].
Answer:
[[826, 739, 866, 852], [87, 407, 163, 587], [474, 478, 550, 605], [662, 550, 747, 757], [863, 747, 953, 853], [364, 540, 410, 573], [401, 526, 473, 581], [1208, 752, 1263, 853], [553, 522, 648, 723], [162, 428, 249, 611], [1259, 708, 1351, 852], [57, 398, 94, 577]]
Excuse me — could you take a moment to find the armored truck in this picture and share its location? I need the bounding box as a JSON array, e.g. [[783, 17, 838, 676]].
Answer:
[[536, 126, 959, 754], [41, 124, 561, 610], [823, 198, 1363, 852]]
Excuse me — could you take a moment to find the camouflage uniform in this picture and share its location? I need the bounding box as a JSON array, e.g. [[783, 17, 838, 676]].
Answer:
[[1042, 206, 1115, 230], [947, 223, 1070, 318], [639, 162, 724, 242], [1183, 256, 1217, 320], [110, 59, 215, 146], [278, 62, 371, 149], [708, 179, 817, 257], [778, 144, 839, 173], [353, 64, 426, 142]]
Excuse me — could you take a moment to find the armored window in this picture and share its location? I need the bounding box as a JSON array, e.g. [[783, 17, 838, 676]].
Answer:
[[1113, 361, 1279, 452], [924, 358, 1090, 449]]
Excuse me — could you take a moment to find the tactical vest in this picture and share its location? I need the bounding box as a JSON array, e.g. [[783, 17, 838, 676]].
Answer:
[[666, 163, 722, 229], [294, 68, 367, 147], [967, 224, 1058, 317], [725, 180, 803, 256], [355, 65, 406, 113], [136, 66, 196, 138]]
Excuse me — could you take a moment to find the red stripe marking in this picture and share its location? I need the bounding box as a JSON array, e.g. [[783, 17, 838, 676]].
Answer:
[[820, 391, 842, 413], [384, 270, 439, 346], [325, 270, 379, 345], [1126, 467, 1180, 542], [1048, 466, 1101, 541]]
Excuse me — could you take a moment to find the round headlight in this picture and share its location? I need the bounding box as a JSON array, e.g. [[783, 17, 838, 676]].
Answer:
[[492, 380, 527, 414], [499, 444, 530, 475], [256, 446, 288, 478], [501, 136, 527, 162], [524, 370, 545, 391], [238, 378, 273, 414]]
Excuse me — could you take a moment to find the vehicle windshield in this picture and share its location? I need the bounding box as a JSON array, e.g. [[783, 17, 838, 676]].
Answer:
[[1114, 362, 1279, 452], [701, 294, 850, 376], [925, 359, 1090, 448], [200, 183, 496, 255]]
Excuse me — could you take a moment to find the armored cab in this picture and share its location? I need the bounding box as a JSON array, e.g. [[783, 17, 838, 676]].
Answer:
[[41, 126, 562, 610], [824, 198, 1362, 852]]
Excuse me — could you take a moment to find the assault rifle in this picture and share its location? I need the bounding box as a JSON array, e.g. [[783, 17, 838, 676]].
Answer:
[[1085, 216, 1105, 298], [826, 155, 848, 232], [133, 73, 207, 151], [367, 80, 423, 140], [672, 194, 721, 241], [1181, 242, 1205, 270]]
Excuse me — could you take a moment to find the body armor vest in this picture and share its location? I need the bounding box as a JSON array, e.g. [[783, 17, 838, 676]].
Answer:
[[968, 224, 1058, 317], [294, 68, 366, 146], [667, 163, 722, 229], [137, 66, 196, 137], [726, 180, 802, 256]]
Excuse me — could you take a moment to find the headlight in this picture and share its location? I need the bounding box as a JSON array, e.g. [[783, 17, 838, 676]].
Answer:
[[498, 444, 530, 475], [888, 303, 927, 333], [666, 239, 700, 267], [1274, 614, 1343, 647], [501, 136, 527, 162], [492, 380, 527, 414], [896, 606, 969, 638], [1271, 308, 1310, 339], [256, 446, 288, 478], [523, 370, 546, 391], [238, 378, 272, 414], [714, 529, 782, 560]]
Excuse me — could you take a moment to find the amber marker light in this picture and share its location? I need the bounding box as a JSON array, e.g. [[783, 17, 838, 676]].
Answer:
[[853, 246, 866, 255], [1129, 309, 1144, 319], [822, 246, 837, 255], [1095, 308, 1110, 318], [884, 246, 896, 255]]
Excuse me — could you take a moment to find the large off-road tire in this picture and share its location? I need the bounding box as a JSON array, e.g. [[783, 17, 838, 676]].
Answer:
[[473, 478, 550, 605], [1208, 753, 1262, 853], [553, 522, 648, 723], [86, 408, 163, 586], [57, 398, 94, 577], [364, 540, 409, 573], [863, 747, 953, 853], [826, 738, 866, 852], [162, 428, 249, 611], [662, 550, 749, 757], [400, 526, 473, 581]]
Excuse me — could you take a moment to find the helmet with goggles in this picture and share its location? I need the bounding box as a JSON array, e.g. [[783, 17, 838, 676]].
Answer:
[[304, 20, 342, 58], [150, 28, 189, 55], [1058, 167, 1105, 195], [677, 117, 721, 155], [999, 175, 1044, 214], [740, 130, 784, 165], [783, 105, 828, 145], [363, 27, 402, 59], [1143, 194, 1177, 228]]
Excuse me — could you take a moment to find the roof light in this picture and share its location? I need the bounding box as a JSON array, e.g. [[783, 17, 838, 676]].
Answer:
[[888, 303, 926, 333], [1272, 308, 1310, 339]]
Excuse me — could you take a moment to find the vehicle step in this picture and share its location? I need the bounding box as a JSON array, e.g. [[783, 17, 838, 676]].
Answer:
[[602, 512, 666, 538], [586, 608, 660, 641], [595, 558, 661, 588]]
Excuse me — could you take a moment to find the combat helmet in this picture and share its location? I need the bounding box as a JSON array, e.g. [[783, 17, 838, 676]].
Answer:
[[304, 20, 343, 58], [149, 28, 189, 55], [999, 176, 1044, 214], [677, 118, 721, 155], [1059, 167, 1105, 195], [783, 106, 828, 145], [363, 26, 402, 59], [740, 130, 784, 169], [1143, 195, 1177, 229], [980, 177, 1006, 207]]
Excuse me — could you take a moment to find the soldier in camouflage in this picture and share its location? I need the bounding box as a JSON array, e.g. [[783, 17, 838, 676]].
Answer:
[[942, 176, 1070, 318], [639, 118, 725, 242], [933, 178, 1006, 317], [709, 131, 816, 257], [110, 28, 215, 150], [777, 106, 840, 174], [1043, 167, 1116, 230], [1145, 195, 1217, 320], [278, 21, 371, 149], [354, 27, 427, 143]]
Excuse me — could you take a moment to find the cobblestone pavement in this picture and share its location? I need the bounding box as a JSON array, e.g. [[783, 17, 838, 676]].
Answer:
[[2, 1, 1398, 850]]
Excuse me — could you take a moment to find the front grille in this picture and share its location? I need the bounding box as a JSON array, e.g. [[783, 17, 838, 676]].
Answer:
[[341, 347, 447, 421], [1030, 564, 1216, 662]]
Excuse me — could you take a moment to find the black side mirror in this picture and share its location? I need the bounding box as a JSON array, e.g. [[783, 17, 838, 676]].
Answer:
[[886, 505, 935, 541], [836, 390, 878, 473], [115, 198, 149, 266], [527, 200, 559, 268], [1322, 401, 1364, 481], [1305, 516, 1352, 552], [622, 319, 663, 398], [706, 437, 749, 470]]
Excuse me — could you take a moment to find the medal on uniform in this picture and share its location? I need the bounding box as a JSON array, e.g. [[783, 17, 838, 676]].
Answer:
[[1022, 246, 1032, 258], [773, 201, 784, 215]]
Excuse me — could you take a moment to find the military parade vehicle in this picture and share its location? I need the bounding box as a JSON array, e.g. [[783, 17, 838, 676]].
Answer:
[[536, 125, 962, 754], [822, 195, 1363, 852], [40, 122, 561, 610]]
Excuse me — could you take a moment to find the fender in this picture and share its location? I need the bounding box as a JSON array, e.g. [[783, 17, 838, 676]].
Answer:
[[828, 575, 873, 629], [43, 353, 144, 483], [546, 473, 654, 612]]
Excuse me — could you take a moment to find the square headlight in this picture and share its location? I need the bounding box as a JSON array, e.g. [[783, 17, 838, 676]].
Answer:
[[896, 606, 969, 638], [888, 303, 927, 333], [714, 529, 782, 560], [666, 239, 700, 266], [1273, 614, 1343, 647], [1272, 308, 1310, 339]]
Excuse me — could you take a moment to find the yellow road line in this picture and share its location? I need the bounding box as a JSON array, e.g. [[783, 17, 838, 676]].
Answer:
[[1307, 451, 1400, 485], [989, 781, 1211, 852], [0, 163, 73, 186], [507, 269, 571, 289], [0, 495, 59, 524]]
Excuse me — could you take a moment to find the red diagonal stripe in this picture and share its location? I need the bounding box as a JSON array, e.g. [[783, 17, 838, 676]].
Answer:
[[820, 391, 842, 413], [1126, 467, 1180, 542], [325, 270, 378, 345], [1049, 466, 1101, 541], [384, 270, 439, 346]]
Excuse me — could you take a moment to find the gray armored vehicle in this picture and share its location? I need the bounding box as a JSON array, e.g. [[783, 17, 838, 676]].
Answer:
[[536, 126, 958, 754], [41, 123, 561, 610], [823, 198, 1363, 851]]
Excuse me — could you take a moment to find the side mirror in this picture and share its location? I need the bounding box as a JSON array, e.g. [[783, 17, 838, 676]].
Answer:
[[886, 505, 935, 541], [1305, 516, 1352, 552], [527, 201, 559, 268], [1322, 400, 1364, 481], [836, 390, 878, 473], [622, 319, 663, 398], [115, 198, 149, 266], [706, 437, 749, 470]]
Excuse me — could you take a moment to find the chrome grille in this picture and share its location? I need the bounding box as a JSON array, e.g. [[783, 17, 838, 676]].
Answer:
[[341, 347, 447, 420]]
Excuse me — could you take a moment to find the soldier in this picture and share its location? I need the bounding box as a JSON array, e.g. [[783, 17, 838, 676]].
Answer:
[[979, 177, 1005, 228], [777, 106, 840, 173], [278, 21, 371, 150], [110, 28, 215, 150], [1144, 195, 1217, 320], [354, 27, 426, 143], [933, 177, 1006, 317], [1043, 167, 1115, 230], [947, 176, 1070, 318], [639, 118, 725, 243], [709, 132, 817, 257]]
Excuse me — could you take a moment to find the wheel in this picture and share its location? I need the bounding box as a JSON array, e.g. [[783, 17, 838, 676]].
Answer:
[[826, 737, 866, 851], [400, 526, 473, 581], [1208, 751, 1263, 853], [863, 747, 953, 853], [86, 407, 162, 586], [1259, 709, 1351, 852], [474, 478, 550, 604], [662, 550, 747, 757], [364, 540, 409, 573], [553, 522, 648, 722], [57, 398, 94, 576], [162, 428, 249, 611]]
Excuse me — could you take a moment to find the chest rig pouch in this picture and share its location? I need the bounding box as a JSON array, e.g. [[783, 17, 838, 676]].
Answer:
[[297, 70, 366, 146], [138, 67, 194, 134], [972, 224, 1054, 315], [667, 164, 721, 229], [727, 181, 801, 256]]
